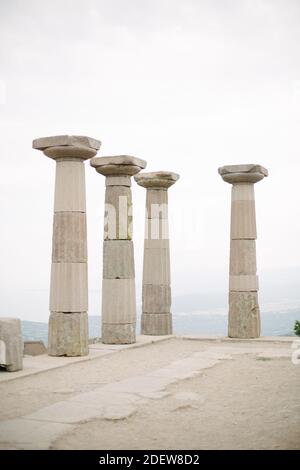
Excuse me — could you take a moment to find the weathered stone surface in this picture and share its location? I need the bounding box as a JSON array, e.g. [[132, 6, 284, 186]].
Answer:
[[90, 155, 147, 176], [143, 248, 170, 285], [135, 171, 180, 189], [48, 312, 88, 356], [106, 176, 131, 187], [102, 323, 136, 344], [231, 200, 257, 239], [146, 190, 168, 218], [218, 164, 268, 184], [104, 185, 132, 240], [228, 291, 261, 338], [54, 160, 86, 212], [0, 418, 72, 450], [219, 163, 268, 339], [101, 279, 136, 324], [33, 135, 101, 151], [141, 313, 172, 335], [142, 285, 171, 313], [44, 146, 97, 160], [24, 341, 47, 356], [103, 241, 134, 279], [231, 183, 255, 201], [230, 239, 257, 275], [136, 170, 179, 336], [52, 212, 87, 262], [33, 134, 99, 357], [144, 217, 169, 240], [0, 318, 23, 372], [91, 155, 145, 344], [229, 274, 259, 291], [144, 239, 170, 250], [50, 262, 88, 312]]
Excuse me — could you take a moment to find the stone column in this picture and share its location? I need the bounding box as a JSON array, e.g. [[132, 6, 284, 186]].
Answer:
[[33, 135, 101, 356], [134, 171, 179, 335], [90, 156, 147, 344], [218, 164, 268, 338]]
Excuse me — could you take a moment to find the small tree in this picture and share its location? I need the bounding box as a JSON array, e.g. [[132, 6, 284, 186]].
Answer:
[[294, 321, 300, 336]]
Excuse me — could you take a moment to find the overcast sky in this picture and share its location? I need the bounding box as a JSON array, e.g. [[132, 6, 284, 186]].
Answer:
[[0, 0, 300, 322]]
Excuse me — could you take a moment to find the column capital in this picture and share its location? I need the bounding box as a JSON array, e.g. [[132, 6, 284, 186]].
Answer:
[[33, 135, 101, 160], [135, 171, 180, 189], [90, 155, 146, 176], [218, 164, 268, 184]]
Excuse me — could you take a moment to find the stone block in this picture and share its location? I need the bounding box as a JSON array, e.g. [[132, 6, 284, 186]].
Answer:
[[91, 155, 147, 176], [32, 135, 101, 151], [102, 322, 136, 344], [141, 313, 172, 335], [144, 217, 169, 240], [230, 200, 257, 239], [106, 176, 131, 187], [228, 291, 260, 338], [142, 285, 171, 313], [218, 164, 268, 184], [229, 274, 259, 291], [232, 183, 254, 201], [24, 341, 47, 356], [144, 239, 170, 249], [54, 160, 86, 212], [135, 171, 179, 189], [146, 190, 168, 218], [104, 186, 132, 240], [103, 240, 135, 279], [50, 262, 88, 312], [230, 239, 257, 275], [52, 212, 87, 262], [48, 312, 88, 356], [143, 248, 170, 285], [102, 278, 136, 324], [0, 318, 23, 372]]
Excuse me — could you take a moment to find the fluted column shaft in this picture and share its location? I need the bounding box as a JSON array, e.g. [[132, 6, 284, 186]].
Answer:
[[219, 164, 268, 338], [33, 135, 101, 356], [135, 172, 179, 335], [90, 156, 146, 344]]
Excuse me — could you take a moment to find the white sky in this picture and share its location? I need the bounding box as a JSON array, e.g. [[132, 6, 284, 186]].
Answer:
[[0, 0, 300, 321]]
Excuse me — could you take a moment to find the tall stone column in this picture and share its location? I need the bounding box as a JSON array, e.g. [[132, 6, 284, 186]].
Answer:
[[218, 164, 268, 338], [134, 171, 179, 335], [33, 135, 101, 356], [90, 156, 146, 344]]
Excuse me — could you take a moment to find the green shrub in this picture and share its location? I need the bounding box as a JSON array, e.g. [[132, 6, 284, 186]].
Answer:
[[294, 321, 300, 336]]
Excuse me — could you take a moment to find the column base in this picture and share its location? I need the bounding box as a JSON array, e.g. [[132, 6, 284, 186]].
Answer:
[[102, 323, 136, 344], [48, 312, 89, 357], [141, 313, 172, 335], [228, 291, 260, 339]]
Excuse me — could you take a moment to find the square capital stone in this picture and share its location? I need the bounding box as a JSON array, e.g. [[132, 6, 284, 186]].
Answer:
[[90, 155, 147, 177], [135, 171, 180, 189], [218, 164, 268, 184], [32, 135, 101, 151], [33, 135, 101, 160]]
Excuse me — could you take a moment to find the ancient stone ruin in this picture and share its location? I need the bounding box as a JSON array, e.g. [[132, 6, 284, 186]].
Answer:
[[32, 135, 101, 356], [90, 155, 147, 344], [218, 164, 268, 338], [0, 318, 23, 371], [2, 136, 269, 366], [135, 171, 179, 335]]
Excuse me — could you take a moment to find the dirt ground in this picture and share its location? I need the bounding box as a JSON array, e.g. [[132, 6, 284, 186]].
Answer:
[[0, 338, 299, 450]]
